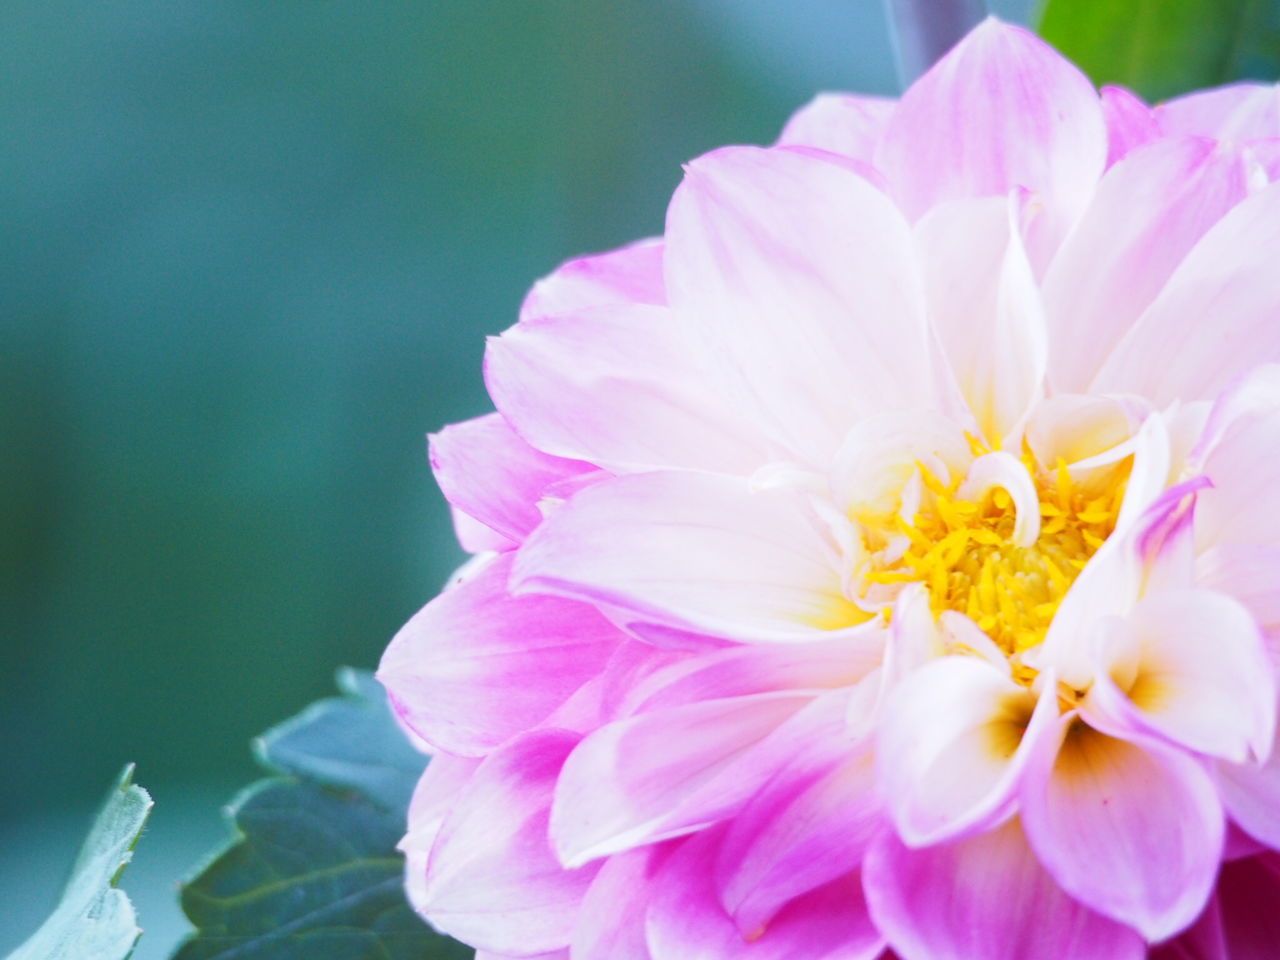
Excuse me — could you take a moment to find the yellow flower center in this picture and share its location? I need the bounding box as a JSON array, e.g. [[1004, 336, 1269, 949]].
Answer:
[[866, 455, 1127, 661]]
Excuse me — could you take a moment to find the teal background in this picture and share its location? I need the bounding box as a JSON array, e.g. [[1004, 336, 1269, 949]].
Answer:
[[0, 1, 1029, 956]]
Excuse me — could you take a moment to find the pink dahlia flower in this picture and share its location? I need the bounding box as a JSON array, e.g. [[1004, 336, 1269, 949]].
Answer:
[[379, 18, 1280, 960]]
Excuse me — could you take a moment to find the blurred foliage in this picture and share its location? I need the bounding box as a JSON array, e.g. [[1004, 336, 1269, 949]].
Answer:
[[1038, 0, 1280, 100], [0, 0, 899, 843], [173, 670, 464, 960], [7, 767, 151, 960]]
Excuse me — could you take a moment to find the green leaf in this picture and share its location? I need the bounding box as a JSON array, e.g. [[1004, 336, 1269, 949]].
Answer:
[[1036, 0, 1280, 101], [8, 765, 153, 960], [172, 669, 469, 960], [255, 667, 425, 813]]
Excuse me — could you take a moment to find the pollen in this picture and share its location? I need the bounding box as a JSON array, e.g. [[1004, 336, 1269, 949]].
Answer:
[[864, 453, 1126, 662]]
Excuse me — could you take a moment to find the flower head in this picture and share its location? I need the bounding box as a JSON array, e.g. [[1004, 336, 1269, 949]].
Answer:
[[380, 18, 1280, 959]]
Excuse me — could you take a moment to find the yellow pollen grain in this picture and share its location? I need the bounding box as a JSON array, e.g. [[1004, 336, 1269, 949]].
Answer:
[[862, 456, 1128, 666]]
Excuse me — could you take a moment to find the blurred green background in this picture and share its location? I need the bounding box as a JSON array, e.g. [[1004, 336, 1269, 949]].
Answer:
[[0, 1, 1029, 955]]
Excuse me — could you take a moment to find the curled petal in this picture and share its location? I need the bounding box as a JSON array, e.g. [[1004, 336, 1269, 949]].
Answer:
[[914, 194, 1047, 444], [1084, 589, 1274, 763], [1021, 717, 1224, 941], [878, 655, 1058, 845]]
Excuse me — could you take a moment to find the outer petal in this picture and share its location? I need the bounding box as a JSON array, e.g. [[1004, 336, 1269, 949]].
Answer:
[[1090, 178, 1280, 405], [876, 19, 1106, 247], [1217, 853, 1280, 959], [486, 303, 767, 474], [549, 691, 846, 868], [716, 731, 881, 935], [664, 144, 936, 467], [878, 655, 1058, 845], [571, 843, 676, 960], [1157, 83, 1280, 141], [513, 471, 868, 643], [430, 413, 593, 545], [421, 731, 599, 955], [1100, 85, 1158, 166], [777, 93, 895, 163], [864, 817, 1144, 960], [401, 754, 482, 913], [1021, 718, 1224, 941], [1083, 589, 1274, 763], [647, 829, 883, 960], [378, 553, 619, 756], [1043, 137, 1252, 393], [519, 237, 665, 321]]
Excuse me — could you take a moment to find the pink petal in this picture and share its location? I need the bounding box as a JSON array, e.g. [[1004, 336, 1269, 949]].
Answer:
[[378, 553, 619, 756], [1218, 727, 1280, 849], [550, 690, 846, 868], [1043, 137, 1252, 394], [519, 237, 665, 321], [1090, 178, 1280, 405], [1198, 543, 1280, 635], [477, 953, 566, 960], [1198, 396, 1280, 551], [1100, 85, 1158, 166], [1148, 897, 1228, 960], [1020, 718, 1224, 941], [513, 471, 870, 642], [430, 413, 593, 545], [1217, 853, 1280, 959], [1157, 83, 1280, 141], [864, 817, 1144, 960], [913, 194, 1046, 444], [422, 730, 599, 955], [619, 637, 881, 718], [486, 302, 767, 474], [1084, 589, 1274, 763], [647, 829, 884, 960], [451, 506, 515, 553], [572, 843, 677, 960], [876, 19, 1105, 250], [877, 655, 1059, 845], [664, 144, 935, 467], [777, 93, 896, 163], [401, 754, 481, 913], [716, 734, 882, 936]]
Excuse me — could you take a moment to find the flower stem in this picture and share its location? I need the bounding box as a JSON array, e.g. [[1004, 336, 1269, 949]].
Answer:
[[884, 0, 988, 88]]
